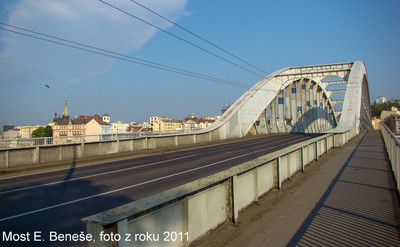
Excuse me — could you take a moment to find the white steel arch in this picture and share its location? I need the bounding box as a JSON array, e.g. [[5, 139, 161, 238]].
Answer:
[[199, 61, 372, 139]]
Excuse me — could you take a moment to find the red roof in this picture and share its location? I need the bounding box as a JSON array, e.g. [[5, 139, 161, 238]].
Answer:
[[76, 114, 111, 126]]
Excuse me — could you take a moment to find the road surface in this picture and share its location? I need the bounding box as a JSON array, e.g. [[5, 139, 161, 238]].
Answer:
[[0, 133, 319, 247]]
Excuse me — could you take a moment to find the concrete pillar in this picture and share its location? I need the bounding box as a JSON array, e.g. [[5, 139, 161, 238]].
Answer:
[[297, 79, 303, 132], [291, 83, 298, 132], [301, 79, 307, 133], [257, 109, 269, 134], [310, 82, 317, 133], [316, 88, 322, 132], [306, 80, 312, 132], [285, 86, 292, 132], [278, 91, 286, 132], [270, 98, 278, 133], [322, 97, 328, 131]]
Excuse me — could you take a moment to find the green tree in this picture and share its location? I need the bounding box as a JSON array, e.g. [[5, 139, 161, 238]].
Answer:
[[31, 126, 53, 138], [370, 101, 400, 118]]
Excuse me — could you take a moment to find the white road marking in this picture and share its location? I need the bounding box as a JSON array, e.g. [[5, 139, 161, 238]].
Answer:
[[0, 136, 312, 222], [0, 145, 280, 222], [0, 153, 200, 195]]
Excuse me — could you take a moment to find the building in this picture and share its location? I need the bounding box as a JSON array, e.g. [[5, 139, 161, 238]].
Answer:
[[181, 113, 216, 130], [18, 125, 46, 138], [126, 126, 152, 133], [84, 115, 112, 141], [381, 106, 400, 122], [371, 117, 381, 130], [52, 99, 86, 142], [52, 98, 111, 143], [159, 120, 182, 131], [376, 96, 387, 104], [150, 116, 171, 131], [102, 113, 110, 123], [1, 126, 20, 139], [112, 120, 130, 134]]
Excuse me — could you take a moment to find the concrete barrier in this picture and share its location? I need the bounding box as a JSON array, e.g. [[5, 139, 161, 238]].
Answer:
[[380, 123, 400, 192], [82, 132, 353, 247], [0, 133, 209, 169], [0, 119, 356, 169]]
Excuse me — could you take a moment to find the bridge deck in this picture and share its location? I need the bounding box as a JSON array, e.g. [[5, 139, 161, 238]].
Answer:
[[191, 131, 400, 247]]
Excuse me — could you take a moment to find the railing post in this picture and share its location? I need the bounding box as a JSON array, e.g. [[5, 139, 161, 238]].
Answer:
[[277, 157, 282, 189], [81, 135, 85, 158], [182, 196, 189, 247], [35, 146, 40, 165], [396, 145, 399, 191], [301, 147, 305, 172], [5, 150, 9, 168], [232, 175, 239, 224], [325, 136, 329, 154], [117, 219, 128, 247], [116, 134, 120, 153]]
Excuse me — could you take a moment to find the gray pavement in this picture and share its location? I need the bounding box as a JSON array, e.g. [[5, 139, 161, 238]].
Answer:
[[191, 130, 400, 247]]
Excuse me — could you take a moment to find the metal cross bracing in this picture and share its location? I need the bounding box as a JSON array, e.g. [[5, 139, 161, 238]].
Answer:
[[198, 61, 372, 139]]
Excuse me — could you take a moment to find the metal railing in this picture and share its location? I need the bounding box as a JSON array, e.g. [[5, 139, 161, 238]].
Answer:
[[380, 123, 400, 191], [0, 129, 202, 150]]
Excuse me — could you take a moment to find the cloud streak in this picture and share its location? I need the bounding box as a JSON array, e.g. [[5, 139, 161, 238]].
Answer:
[[0, 0, 188, 87]]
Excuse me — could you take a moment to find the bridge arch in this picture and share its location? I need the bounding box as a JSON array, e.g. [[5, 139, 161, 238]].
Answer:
[[198, 61, 372, 139]]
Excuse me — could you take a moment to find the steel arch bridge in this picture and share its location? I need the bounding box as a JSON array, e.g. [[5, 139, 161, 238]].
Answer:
[[199, 61, 372, 139]]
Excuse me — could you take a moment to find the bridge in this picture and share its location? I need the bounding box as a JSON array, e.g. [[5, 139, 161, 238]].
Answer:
[[0, 61, 398, 247]]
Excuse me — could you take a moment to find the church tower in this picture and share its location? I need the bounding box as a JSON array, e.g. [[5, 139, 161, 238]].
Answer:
[[62, 95, 70, 117]]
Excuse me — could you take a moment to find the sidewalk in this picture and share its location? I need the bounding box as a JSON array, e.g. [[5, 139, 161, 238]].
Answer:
[[191, 131, 400, 246]]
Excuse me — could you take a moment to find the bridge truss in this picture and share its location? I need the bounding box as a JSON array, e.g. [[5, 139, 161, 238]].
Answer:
[[201, 61, 372, 139]]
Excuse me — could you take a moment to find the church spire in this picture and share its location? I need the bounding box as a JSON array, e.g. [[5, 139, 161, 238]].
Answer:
[[62, 94, 70, 117]]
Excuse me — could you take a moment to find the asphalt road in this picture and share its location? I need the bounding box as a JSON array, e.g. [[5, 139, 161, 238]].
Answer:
[[0, 133, 319, 247]]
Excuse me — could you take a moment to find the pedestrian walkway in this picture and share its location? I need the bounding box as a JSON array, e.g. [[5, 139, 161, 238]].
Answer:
[[191, 131, 400, 247]]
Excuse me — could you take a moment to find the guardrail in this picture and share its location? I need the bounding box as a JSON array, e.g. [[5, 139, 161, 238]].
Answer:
[[82, 130, 357, 247], [380, 123, 400, 191], [0, 129, 202, 150]]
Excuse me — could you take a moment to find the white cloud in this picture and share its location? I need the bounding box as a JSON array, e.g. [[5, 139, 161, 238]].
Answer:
[[0, 0, 188, 87]]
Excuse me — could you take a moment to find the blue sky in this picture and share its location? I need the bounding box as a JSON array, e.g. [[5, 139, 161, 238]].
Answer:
[[0, 0, 399, 127]]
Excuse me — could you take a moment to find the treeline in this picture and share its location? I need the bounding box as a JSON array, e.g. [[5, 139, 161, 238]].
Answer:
[[31, 126, 53, 138], [371, 101, 400, 118]]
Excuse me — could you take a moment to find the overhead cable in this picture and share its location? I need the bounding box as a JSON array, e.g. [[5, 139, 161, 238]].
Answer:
[[0, 23, 252, 88], [98, 0, 266, 78], [129, 0, 269, 75]]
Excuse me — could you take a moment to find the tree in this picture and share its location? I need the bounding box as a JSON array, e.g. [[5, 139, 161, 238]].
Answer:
[[371, 101, 400, 118], [31, 126, 53, 138]]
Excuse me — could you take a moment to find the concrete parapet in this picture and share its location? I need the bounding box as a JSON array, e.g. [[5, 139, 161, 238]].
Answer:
[[7, 147, 36, 168], [83, 142, 101, 158], [118, 140, 132, 153], [82, 131, 356, 247], [177, 135, 195, 146], [154, 136, 177, 149]]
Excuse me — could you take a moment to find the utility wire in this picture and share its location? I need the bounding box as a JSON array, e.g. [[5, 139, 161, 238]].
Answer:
[[98, 0, 265, 78], [0, 23, 253, 88], [129, 0, 269, 75]]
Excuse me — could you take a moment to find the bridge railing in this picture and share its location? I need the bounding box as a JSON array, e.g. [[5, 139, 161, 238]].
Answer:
[[0, 129, 202, 150], [380, 123, 400, 191]]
